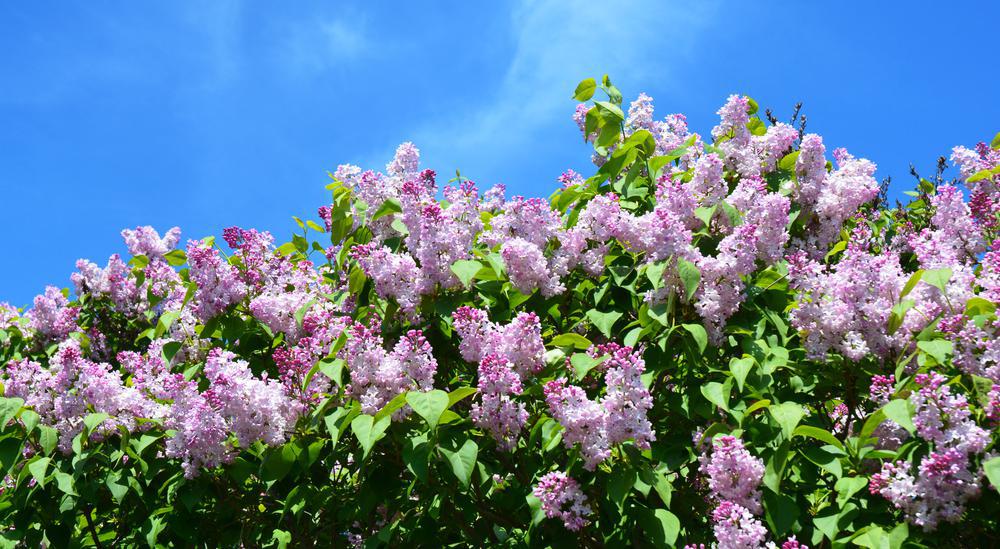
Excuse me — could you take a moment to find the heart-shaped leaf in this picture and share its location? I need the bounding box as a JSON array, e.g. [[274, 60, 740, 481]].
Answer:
[[406, 390, 449, 430]]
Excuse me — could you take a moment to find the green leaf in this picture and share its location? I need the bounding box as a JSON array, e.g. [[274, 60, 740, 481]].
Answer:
[[793, 425, 844, 451], [965, 297, 997, 317], [261, 443, 300, 482], [450, 259, 483, 288], [402, 433, 430, 483], [676, 258, 700, 301], [745, 399, 771, 416], [882, 399, 916, 435], [447, 387, 478, 408], [917, 339, 952, 365], [371, 198, 402, 221], [825, 240, 848, 262], [317, 357, 346, 387], [550, 333, 592, 350], [83, 412, 111, 436], [778, 150, 800, 171], [983, 456, 1000, 491], [440, 438, 478, 488], [887, 299, 915, 335], [406, 390, 450, 430], [54, 471, 78, 496], [106, 475, 128, 503], [573, 78, 597, 101], [852, 526, 890, 549], [155, 310, 181, 338], [967, 169, 993, 183], [374, 392, 409, 424], [763, 490, 799, 536], [0, 437, 22, 474], [324, 407, 355, 450], [769, 402, 804, 439], [701, 381, 731, 412], [922, 267, 952, 293], [637, 508, 680, 546], [28, 456, 51, 488], [38, 426, 58, 455], [681, 323, 708, 354], [801, 446, 843, 478], [729, 357, 754, 392], [0, 397, 24, 429], [271, 530, 292, 549], [594, 100, 624, 121], [586, 309, 623, 338], [835, 476, 868, 507], [899, 269, 924, 299], [163, 249, 187, 266], [991, 131, 1000, 150], [351, 414, 391, 460], [571, 353, 608, 380]]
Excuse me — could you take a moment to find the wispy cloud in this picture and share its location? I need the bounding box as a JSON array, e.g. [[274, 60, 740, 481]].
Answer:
[[408, 0, 719, 179], [277, 13, 369, 76]]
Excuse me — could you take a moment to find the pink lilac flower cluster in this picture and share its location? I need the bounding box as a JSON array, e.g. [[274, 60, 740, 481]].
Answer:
[[787, 249, 912, 361], [71, 227, 187, 319], [542, 344, 654, 470], [950, 142, 1000, 228], [557, 169, 585, 188], [470, 353, 528, 451], [338, 145, 503, 312], [0, 302, 19, 331], [4, 339, 162, 452], [25, 286, 78, 342], [121, 225, 182, 259], [343, 321, 438, 416], [272, 305, 351, 404], [186, 239, 247, 321], [625, 93, 692, 157], [710, 500, 768, 549], [115, 342, 300, 478], [452, 307, 546, 449], [869, 372, 990, 530], [451, 307, 546, 376], [696, 435, 771, 548], [698, 435, 765, 513], [532, 470, 592, 531]]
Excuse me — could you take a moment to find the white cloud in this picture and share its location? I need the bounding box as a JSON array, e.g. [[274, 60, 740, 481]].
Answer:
[[279, 14, 369, 76], [408, 0, 719, 177]]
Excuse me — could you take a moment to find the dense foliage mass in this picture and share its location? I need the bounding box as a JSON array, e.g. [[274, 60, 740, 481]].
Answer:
[[2, 76, 1000, 548]]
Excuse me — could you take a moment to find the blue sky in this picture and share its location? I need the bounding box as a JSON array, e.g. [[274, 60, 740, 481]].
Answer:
[[2, 1, 999, 307]]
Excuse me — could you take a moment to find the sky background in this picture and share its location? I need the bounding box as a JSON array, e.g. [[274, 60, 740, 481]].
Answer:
[[2, 1, 999, 307]]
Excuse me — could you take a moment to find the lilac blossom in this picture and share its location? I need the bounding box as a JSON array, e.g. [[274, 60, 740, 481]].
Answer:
[[121, 226, 181, 259], [532, 471, 592, 531]]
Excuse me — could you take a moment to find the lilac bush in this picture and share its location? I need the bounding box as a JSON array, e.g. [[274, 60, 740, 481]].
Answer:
[[0, 75, 999, 546]]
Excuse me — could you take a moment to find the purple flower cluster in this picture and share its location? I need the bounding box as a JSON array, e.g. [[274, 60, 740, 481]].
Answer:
[[5, 340, 161, 452], [699, 435, 765, 513], [787, 249, 911, 361], [186, 239, 247, 321], [710, 500, 768, 549], [343, 321, 438, 416], [870, 372, 989, 530], [532, 470, 592, 531], [696, 435, 771, 548], [470, 353, 528, 451], [26, 286, 78, 342], [451, 307, 546, 376], [543, 345, 654, 470], [121, 225, 181, 259]]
